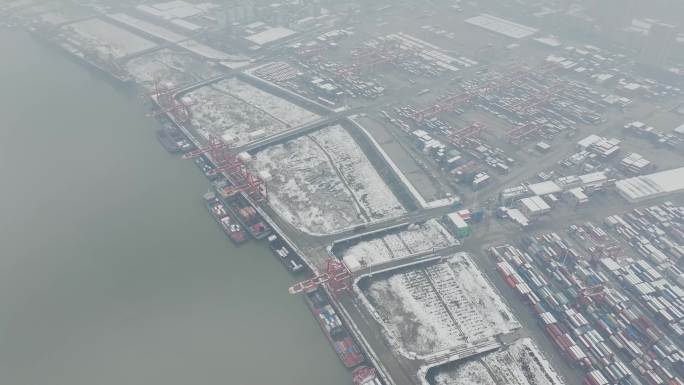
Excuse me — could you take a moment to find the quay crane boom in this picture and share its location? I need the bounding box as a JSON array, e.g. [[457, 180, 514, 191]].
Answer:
[[289, 259, 353, 297]]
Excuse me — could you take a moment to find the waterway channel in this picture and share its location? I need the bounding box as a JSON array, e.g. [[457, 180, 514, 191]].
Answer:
[[0, 29, 351, 385]]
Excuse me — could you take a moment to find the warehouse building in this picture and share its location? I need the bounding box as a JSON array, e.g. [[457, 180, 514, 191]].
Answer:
[[616, 166, 684, 202], [518, 196, 551, 217]]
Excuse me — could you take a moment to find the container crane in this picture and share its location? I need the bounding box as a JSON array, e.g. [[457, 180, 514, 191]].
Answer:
[[147, 97, 194, 124], [289, 259, 353, 297], [182, 136, 268, 203], [181, 135, 232, 162]]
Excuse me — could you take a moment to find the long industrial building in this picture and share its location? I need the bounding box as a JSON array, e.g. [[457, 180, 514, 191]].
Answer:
[[616, 166, 684, 202]]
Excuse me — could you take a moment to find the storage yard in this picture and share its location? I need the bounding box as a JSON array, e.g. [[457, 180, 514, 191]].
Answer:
[[251, 124, 405, 235], [488, 201, 684, 385], [431, 338, 566, 385], [360, 253, 519, 358], [185, 78, 321, 146], [336, 219, 457, 266], [6, 0, 684, 385]]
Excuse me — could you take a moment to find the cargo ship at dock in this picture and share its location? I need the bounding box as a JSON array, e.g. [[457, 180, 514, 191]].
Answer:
[[156, 125, 194, 154], [204, 192, 248, 245], [194, 155, 221, 181], [267, 234, 304, 274], [353, 366, 383, 385], [213, 180, 271, 240], [304, 287, 365, 368]]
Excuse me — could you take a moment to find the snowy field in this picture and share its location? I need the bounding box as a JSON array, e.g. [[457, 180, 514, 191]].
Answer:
[[433, 338, 566, 385], [363, 253, 519, 357], [340, 220, 457, 266], [252, 125, 405, 235], [108, 13, 188, 44], [125, 49, 220, 89], [186, 78, 320, 146], [37, 7, 92, 26], [310, 126, 406, 220], [59, 18, 156, 59], [178, 40, 248, 63]]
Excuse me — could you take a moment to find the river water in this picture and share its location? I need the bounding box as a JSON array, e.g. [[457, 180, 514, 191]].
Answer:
[[0, 29, 351, 385]]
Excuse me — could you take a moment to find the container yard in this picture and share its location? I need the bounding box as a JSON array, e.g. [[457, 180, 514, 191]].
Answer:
[[487, 200, 684, 385], [5, 1, 684, 385]]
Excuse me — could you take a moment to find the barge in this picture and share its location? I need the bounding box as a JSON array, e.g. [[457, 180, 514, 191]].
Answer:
[[213, 180, 271, 240], [194, 155, 221, 181], [304, 287, 365, 368], [267, 234, 304, 274], [204, 192, 248, 245], [353, 366, 383, 385], [156, 125, 193, 154]]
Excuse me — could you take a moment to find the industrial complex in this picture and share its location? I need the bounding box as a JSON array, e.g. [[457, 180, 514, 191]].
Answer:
[[4, 0, 684, 384]]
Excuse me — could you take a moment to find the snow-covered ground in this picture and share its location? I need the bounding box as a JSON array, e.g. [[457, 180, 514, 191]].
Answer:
[[252, 135, 364, 234], [215, 79, 319, 128], [433, 338, 566, 385], [59, 18, 156, 59], [37, 7, 92, 27], [125, 49, 220, 89], [434, 361, 496, 385], [310, 126, 406, 220], [186, 78, 320, 146], [363, 253, 519, 357], [252, 125, 405, 235], [108, 13, 188, 44], [341, 219, 457, 266], [177, 40, 249, 64]]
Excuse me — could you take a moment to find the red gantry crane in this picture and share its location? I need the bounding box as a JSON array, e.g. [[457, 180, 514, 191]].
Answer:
[[182, 134, 232, 162], [410, 61, 560, 122], [289, 259, 353, 297], [147, 79, 194, 124], [182, 135, 268, 203], [576, 284, 605, 307], [147, 96, 194, 124], [446, 121, 486, 146], [150, 79, 174, 105]]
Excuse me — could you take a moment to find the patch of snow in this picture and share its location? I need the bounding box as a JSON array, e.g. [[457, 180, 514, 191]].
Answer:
[[60, 18, 156, 59], [434, 338, 566, 385], [363, 253, 519, 358], [311, 126, 405, 220], [108, 13, 188, 43], [252, 125, 405, 235], [434, 361, 496, 385], [186, 78, 320, 147], [216, 78, 319, 128], [126, 48, 219, 88], [341, 219, 456, 266], [252, 135, 365, 235]]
